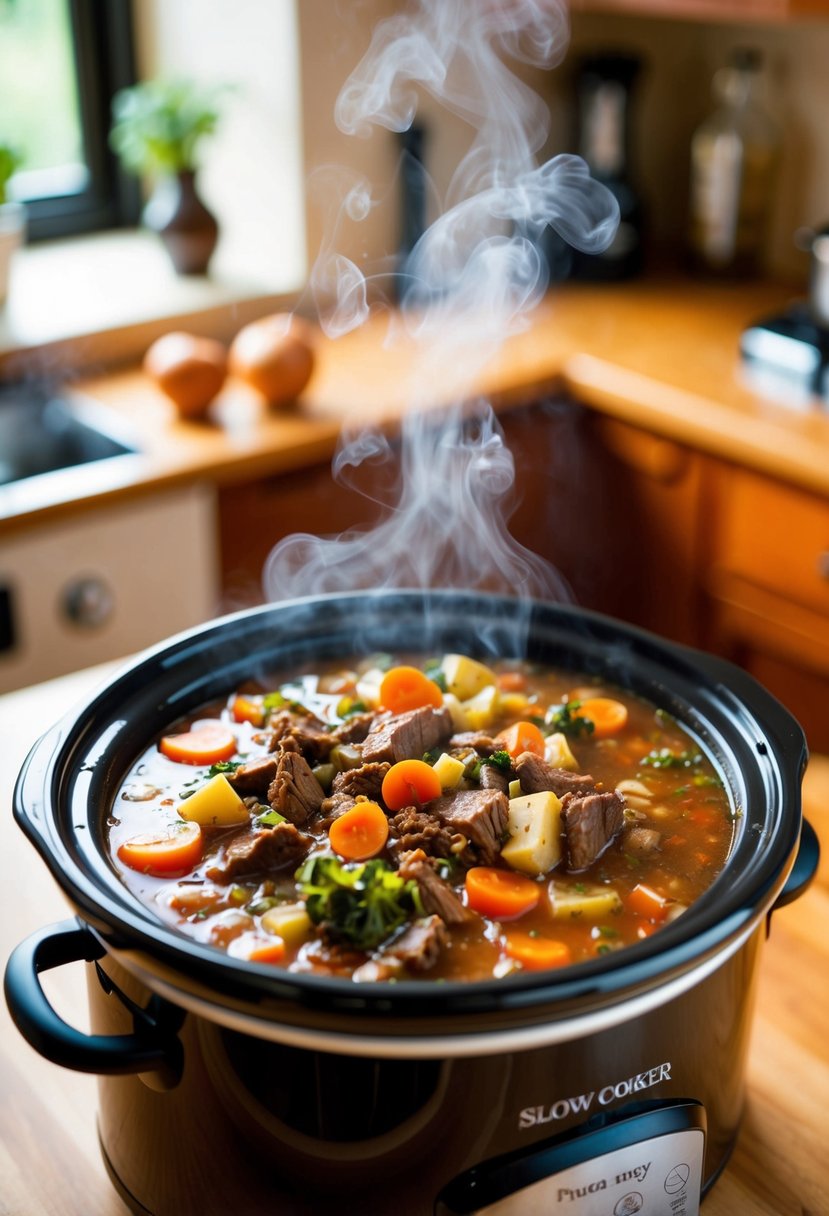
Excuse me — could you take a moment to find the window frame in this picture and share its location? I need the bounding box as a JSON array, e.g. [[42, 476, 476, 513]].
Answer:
[[22, 0, 141, 241]]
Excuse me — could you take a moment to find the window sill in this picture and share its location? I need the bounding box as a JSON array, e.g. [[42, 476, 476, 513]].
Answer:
[[0, 228, 303, 378]]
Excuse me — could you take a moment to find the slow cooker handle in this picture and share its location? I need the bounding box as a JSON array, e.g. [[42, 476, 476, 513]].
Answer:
[[3, 918, 183, 1086], [770, 818, 820, 914]]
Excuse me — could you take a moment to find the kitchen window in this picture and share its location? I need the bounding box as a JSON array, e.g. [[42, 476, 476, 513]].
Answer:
[[0, 0, 140, 239]]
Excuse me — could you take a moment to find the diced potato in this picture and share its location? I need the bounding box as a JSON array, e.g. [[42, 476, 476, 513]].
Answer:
[[261, 902, 313, 944], [499, 692, 530, 717], [179, 774, 249, 827], [355, 667, 384, 707], [440, 654, 497, 702], [456, 684, 500, 731], [329, 743, 362, 772], [549, 881, 622, 921], [502, 790, 563, 876], [432, 751, 466, 790], [508, 778, 522, 799], [544, 731, 579, 772]]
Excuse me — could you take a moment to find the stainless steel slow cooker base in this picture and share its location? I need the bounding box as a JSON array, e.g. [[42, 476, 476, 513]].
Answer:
[[88, 929, 762, 1216]]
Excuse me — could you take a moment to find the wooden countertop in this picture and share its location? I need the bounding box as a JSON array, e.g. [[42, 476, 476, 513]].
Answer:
[[4, 277, 829, 534], [1, 663, 828, 1215]]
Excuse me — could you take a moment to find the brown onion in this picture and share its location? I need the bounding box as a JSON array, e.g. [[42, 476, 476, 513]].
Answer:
[[144, 332, 228, 419], [228, 313, 315, 407]]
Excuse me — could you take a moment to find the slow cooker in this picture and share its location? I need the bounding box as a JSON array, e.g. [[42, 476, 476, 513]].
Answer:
[[3, 591, 818, 1216]]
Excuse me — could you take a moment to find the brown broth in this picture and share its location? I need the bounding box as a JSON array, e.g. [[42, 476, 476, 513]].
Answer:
[[108, 656, 735, 982]]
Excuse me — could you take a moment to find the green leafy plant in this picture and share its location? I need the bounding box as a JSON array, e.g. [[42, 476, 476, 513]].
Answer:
[[109, 79, 224, 176], [0, 142, 22, 206]]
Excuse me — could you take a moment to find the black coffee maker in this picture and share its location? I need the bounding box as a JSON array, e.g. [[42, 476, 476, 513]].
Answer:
[[547, 52, 645, 282]]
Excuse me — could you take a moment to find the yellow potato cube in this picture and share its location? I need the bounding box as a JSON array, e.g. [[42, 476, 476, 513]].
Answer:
[[544, 732, 580, 772], [440, 654, 497, 702], [355, 667, 384, 708], [432, 752, 466, 790], [458, 684, 500, 731], [549, 882, 622, 920], [261, 902, 313, 944], [501, 790, 563, 876], [178, 774, 250, 827]]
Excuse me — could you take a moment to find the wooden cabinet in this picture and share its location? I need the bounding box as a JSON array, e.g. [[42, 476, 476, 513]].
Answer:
[[703, 465, 829, 750], [572, 0, 829, 21]]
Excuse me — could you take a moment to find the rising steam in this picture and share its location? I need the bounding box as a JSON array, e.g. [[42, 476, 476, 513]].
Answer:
[[263, 0, 618, 608]]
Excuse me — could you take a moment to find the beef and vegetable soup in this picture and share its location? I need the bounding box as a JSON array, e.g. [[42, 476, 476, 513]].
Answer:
[[109, 653, 735, 982]]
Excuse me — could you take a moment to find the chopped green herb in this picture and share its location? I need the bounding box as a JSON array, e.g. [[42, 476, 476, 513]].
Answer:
[[693, 773, 721, 788], [546, 701, 595, 739], [598, 925, 620, 938], [640, 748, 704, 770], [257, 809, 286, 828], [246, 896, 280, 916], [422, 747, 443, 766], [296, 856, 422, 950], [209, 760, 243, 778], [335, 696, 369, 719], [482, 749, 512, 773], [596, 944, 611, 955], [423, 665, 448, 693]]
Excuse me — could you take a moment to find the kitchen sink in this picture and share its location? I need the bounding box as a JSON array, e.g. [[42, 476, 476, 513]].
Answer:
[[0, 383, 138, 486]]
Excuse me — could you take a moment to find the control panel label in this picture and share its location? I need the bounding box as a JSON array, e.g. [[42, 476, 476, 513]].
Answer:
[[475, 1128, 704, 1216]]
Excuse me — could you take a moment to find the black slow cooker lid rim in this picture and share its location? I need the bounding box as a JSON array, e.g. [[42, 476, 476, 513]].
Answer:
[[15, 590, 806, 1018]]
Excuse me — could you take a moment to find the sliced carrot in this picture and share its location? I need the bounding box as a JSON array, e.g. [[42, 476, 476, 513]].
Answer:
[[465, 867, 541, 920], [231, 694, 265, 727], [117, 821, 203, 876], [572, 697, 629, 738], [381, 759, 442, 811], [626, 882, 668, 923], [329, 800, 390, 860], [503, 931, 572, 971], [496, 720, 546, 760], [160, 723, 237, 766], [378, 665, 443, 714], [497, 670, 528, 693], [247, 938, 287, 964]]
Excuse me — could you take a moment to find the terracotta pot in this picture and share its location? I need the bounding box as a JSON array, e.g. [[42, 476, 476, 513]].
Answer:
[[144, 170, 219, 276]]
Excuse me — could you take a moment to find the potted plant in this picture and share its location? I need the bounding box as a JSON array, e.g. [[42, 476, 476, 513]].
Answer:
[[0, 142, 24, 304], [110, 79, 224, 275]]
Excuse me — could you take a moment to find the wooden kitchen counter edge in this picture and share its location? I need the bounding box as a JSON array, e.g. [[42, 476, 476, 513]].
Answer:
[[3, 276, 827, 534]]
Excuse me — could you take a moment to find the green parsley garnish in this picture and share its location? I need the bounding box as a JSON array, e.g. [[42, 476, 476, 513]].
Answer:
[[296, 856, 423, 950]]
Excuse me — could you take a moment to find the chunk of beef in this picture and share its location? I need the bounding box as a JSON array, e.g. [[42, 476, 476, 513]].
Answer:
[[386, 915, 448, 972], [331, 762, 390, 803], [361, 706, 453, 765], [330, 711, 375, 746], [227, 755, 279, 799], [624, 826, 661, 856], [480, 762, 510, 795], [320, 762, 391, 821], [430, 788, 509, 867], [398, 850, 475, 925], [268, 710, 333, 764], [562, 789, 625, 872], [267, 738, 325, 826], [515, 751, 595, 799], [389, 807, 457, 861], [449, 730, 497, 754], [205, 822, 312, 882]]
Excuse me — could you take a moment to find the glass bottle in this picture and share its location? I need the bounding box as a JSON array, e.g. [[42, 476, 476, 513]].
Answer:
[[689, 48, 779, 277]]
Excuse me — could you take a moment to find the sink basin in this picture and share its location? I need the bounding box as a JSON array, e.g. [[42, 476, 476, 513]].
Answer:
[[0, 384, 137, 487]]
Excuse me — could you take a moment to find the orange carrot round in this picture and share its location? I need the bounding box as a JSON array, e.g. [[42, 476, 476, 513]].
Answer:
[[465, 867, 541, 920], [381, 759, 443, 811], [247, 938, 287, 964], [573, 697, 629, 739], [159, 723, 237, 766], [626, 882, 668, 922], [378, 665, 443, 714], [496, 670, 528, 693], [496, 720, 546, 760], [329, 800, 390, 860], [117, 822, 203, 875], [503, 931, 572, 971], [231, 694, 265, 727]]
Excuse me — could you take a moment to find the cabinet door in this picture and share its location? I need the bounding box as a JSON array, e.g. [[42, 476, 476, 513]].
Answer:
[[704, 465, 829, 751]]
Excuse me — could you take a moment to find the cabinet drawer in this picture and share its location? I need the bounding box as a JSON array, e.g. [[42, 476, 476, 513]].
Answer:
[[713, 469, 829, 617]]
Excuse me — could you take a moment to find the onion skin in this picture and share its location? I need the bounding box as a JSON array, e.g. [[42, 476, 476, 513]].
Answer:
[[229, 313, 315, 407], [144, 332, 228, 419]]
